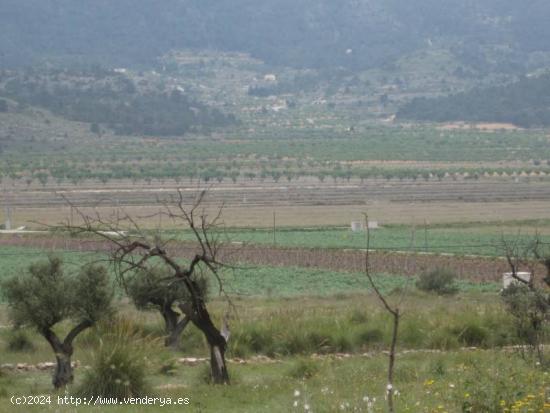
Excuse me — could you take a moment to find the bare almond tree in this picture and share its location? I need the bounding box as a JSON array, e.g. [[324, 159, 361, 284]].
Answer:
[[64, 190, 232, 384], [363, 214, 415, 413]]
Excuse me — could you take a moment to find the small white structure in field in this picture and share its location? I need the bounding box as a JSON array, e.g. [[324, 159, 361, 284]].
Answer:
[[351, 221, 363, 232], [367, 220, 379, 229], [351, 220, 379, 232], [502, 272, 531, 289], [263, 74, 277, 82]]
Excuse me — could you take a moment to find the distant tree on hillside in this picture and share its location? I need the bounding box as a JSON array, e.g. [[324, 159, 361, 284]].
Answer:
[[90, 122, 100, 135], [397, 73, 550, 128]]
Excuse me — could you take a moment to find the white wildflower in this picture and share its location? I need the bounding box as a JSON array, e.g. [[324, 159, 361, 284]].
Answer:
[[294, 390, 301, 397]]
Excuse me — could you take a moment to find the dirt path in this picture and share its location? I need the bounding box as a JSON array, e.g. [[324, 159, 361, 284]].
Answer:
[[1, 346, 534, 374]]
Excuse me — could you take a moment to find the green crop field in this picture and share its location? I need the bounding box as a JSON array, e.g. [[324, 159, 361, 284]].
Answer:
[[164, 220, 550, 257], [0, 245, 499, 302]]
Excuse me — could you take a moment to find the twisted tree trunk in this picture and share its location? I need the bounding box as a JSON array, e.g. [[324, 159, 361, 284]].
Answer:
[[196, 311, 229, 384], [42, 328, 75, 389], [53, 352, 74, 389], [42, 320, 92, 389], [180, 297, 229, 384], [161, 305, 191, 349]]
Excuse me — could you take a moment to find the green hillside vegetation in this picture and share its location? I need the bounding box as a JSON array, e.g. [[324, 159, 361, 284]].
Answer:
[[397, 73, 550, 128], [2, 0, 550, 74], [0, 68, 237, 136]]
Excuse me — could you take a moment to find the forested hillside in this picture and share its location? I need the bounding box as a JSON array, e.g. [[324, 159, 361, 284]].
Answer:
[[397, 73, 550, 127], [1, 0, 550, 72], [0, 68, 236, 136]]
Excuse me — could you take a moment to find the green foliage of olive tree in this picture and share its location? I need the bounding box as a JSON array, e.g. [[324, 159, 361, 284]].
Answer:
[[127, 266, 208, 348], [501, 238, 550, 365], [1, 256, 114, 388]]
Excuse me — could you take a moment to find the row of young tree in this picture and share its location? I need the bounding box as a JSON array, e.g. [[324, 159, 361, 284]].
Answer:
[[5, 165, 550, 189]]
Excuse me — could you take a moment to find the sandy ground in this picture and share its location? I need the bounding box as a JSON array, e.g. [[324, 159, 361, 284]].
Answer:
[[3, 200, 550, 228]]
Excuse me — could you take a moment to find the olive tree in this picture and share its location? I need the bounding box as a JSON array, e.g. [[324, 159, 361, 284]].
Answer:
[[126, 266, 208, 348], [1, 257, 113, 388], [65, 190, 232, 384], [501, 236, 550, 364]]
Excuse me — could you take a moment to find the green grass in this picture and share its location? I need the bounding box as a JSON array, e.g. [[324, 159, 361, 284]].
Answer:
[[1, 347, 546, 412], [0, 281, 546, 412], [0, 292, 520, 362], [167, 222, 550, 257]]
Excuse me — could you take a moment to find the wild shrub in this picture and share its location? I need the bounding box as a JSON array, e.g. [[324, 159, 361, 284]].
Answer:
[[354, 327, 384, 347], [454, 323, 489, 347], [458, 323, 489, 347], [416, 268, 459, 295], [349, 309, 368, 324], [77, 318, 151, 398], [6, 329, 35, 352], [158, 358, 178, 376], [287, 359, 319, 379], [329, 332, 353, 353], [426, 329, 460, 350], [231, 325, 275, 357]]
